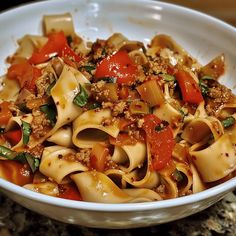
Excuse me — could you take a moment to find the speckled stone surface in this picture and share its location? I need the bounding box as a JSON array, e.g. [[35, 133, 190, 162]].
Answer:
[[0, 190, 235, 236]]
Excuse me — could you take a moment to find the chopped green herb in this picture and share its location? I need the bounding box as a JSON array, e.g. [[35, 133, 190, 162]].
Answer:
[[46, 80, 56, 96], [155, 125, 164, 132], [221, 116, 236, 128], [86, 102, 101, 110], [172, 169, 184, 182], [201, 75, 214, 80], [0, 145, 17, 159], [79, 65, 96, 75], [40, 104, 57, 126], [0, 145, 39, 173], [101, 48, 107, 56], [199, 80, 209, 96], [98, 77, 117, 83], [73, 84, 89, 107], [22, 120, 31, 145], [160, 74, 175, 82]]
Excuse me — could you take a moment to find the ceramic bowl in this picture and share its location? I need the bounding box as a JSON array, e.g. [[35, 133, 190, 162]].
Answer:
[[0, 0, 236, 229]]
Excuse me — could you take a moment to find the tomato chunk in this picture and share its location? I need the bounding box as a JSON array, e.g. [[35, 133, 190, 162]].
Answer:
[[143, 114, 175, 170], [90, 143, 109, 172], [7, 61, 41, 92], [0, 160, 33, 186], [175, 70, 203, 104], [58, 183, 82, 201], [95, 51, 138, 84], [29, 31, 82, 65], [0, 102, 12, 126], [4, 129, 22, 146]]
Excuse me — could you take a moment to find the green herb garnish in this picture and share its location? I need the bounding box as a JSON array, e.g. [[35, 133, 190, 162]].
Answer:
[[40, 104, 57, 126], [73, 84, 89, 107], [98, 77, 117, 83], [79, 65, 96, 75], [172, 169, 184, 182], [221, 116, 236, 128], [46, 80, 56, 96], [160, 74, 175, 82], [0, 146, 39, 173], [22, 120, 31, 145], [86, 102, 101, 110]]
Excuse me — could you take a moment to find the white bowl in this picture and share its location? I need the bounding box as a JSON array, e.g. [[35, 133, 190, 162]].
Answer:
[[0, 0, 236, 229]]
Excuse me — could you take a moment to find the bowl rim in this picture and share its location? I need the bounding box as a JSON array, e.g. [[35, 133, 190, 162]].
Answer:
[[0, 0, 236, 212]]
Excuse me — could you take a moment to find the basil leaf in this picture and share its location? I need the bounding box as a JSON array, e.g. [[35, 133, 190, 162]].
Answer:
[[79, 65, 96, 75], [222, 116, 236, 128], [22, 120, 31, 145], [98, 77, 117, 83], [201, 75, 214, 80], [73, 84, 89, 107], [172, 169, 184, 182], [46, 80, 56, 96], [199, 80, 209, 96], [160, 74, 175, 82], [86, 102, 101, 110], [40, 104, 57, 126], [0, 145, 17, 159], [0, 145, 40, 173]]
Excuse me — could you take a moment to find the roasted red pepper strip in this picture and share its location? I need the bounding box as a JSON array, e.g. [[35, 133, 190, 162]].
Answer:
[[175, 70, 203, 104], [4, 129, 22, 146], [95, 51, 138, 84], [29, 31, 82, 65], [143, 114, 175, 170]]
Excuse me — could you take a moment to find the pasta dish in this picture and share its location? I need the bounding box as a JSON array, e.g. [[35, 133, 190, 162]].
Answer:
[[0, 13, 235, 203]]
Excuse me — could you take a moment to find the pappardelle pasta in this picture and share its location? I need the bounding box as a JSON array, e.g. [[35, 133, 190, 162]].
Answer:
[[0, 13, 235, 203]]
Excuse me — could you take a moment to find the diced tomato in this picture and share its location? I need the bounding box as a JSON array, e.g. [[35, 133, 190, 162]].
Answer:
[[118, 118, 134, 131], [118, 86, 129, 99], [58, 183, 82, 201], [4, 129, 22, 146], [175, 70, 203, 104], [94, 51, 138, 84], [109, 133, 138, 146], [143, 114, 175, 171], [0, 102, 12, 126], [7, 61, 41, 92], [0, 160, 33, 186], [90, 143, 109, 172], [29, 31, 82, 65]]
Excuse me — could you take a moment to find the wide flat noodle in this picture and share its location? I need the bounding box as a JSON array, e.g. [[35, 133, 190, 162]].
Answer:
[[71, 171, 161, 203], [39, 146, 87, 184], [72, 109, 120, 148]]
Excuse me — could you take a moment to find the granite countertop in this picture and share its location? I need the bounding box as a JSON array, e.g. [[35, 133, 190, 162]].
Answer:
[[1, 1, 236, 235], [0, 191, 236, 236]]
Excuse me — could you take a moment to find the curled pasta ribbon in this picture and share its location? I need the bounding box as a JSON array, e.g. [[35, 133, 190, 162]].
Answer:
[[39, 146, 87, 184], [71, 171, 162, 203], [5, 114, 33, 150], [174, 162, 193, 196], [113, 142, 146, 173], [72, 109, 120, 148], [128, 50, 148, 65], [104, 169, 127, 189], [24, 182, 59, 196], [182, 116, 224, 144], [190, 163, 206, 193], [122, 143, 160, 189], [10, 35, 47, 63], [0, 76, 20, 102], [217, 103, 236, 119], [106, 33, 144, 52], [35, 65, 89, 146], [153, 84, 183, 137], [190, 131, 236, 182], [47, 126, 73, 148], [43, 13, 75, 37]]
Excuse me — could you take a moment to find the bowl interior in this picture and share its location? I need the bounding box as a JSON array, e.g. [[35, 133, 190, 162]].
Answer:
[[0, 0, 236, 213]]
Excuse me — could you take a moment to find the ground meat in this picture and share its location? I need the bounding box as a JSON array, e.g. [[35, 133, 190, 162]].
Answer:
[[29, 144, 44, 158], [205, 80, 235, 116], [31, 109, 51, 139], [35, 72, 54, 97], [75, 148, 91, 166]]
